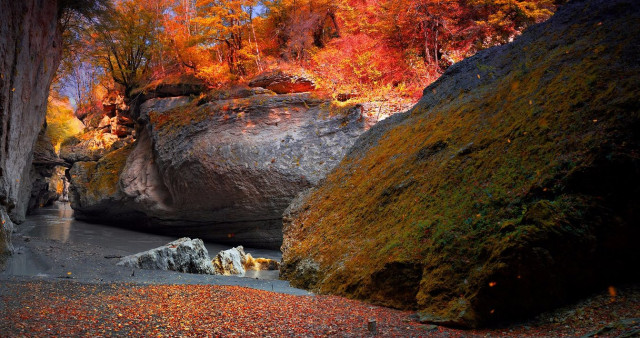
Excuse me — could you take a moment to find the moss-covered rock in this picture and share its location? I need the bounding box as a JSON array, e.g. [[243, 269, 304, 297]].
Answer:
[[280, 0, 640, 328], [69, 145, 139, 221]]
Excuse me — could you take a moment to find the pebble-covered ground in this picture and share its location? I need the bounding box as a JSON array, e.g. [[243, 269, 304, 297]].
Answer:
[[1, 280, 638, 337]]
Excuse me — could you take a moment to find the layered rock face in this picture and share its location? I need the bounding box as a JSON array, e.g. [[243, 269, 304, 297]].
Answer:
[[0, 0, 62, 253], [281, 0, 640, 327], [70, 90, 374, 249]]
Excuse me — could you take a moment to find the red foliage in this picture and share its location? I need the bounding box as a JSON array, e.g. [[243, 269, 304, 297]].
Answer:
[[1, 281, 638, 336]]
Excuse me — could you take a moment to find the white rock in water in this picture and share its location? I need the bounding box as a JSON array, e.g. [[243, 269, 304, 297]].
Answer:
[[212, 246, 247, 275], [117, 237, 216, 274]]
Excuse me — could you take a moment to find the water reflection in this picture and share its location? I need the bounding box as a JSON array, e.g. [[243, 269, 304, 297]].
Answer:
[[11, 202, 282, 279], [0, 246, 50, 276], [40, 202, 73, 242]]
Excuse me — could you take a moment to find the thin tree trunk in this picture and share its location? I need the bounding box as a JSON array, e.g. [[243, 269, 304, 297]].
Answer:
[[250, 11, 262, 72]]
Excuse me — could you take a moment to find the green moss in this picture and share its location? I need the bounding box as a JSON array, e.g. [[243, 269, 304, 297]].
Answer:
[[83, 145, 132, 200], [282, 2, 640, 328]]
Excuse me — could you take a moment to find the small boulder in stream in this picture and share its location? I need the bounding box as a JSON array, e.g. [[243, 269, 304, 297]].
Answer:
[[212, 246, 247, 275], [212, 246, 280, 276], [117, 237, 215, 274]]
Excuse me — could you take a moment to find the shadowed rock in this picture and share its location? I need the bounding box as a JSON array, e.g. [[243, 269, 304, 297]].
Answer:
[[0, 0, 64, 253]]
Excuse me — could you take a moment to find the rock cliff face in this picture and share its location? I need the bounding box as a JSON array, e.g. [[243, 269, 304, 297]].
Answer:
[[0, 0, 62, 254], [70, 90, 375, 249], [281, 0, 640, 328]]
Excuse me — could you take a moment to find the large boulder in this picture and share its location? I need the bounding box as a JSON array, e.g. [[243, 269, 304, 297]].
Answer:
[[70, 92, 375, 249], [69, 145, 138, 220], [249, 71, 315, 94], [280, 0, 640, 328], [117, 237, 216, 274], [0, 0, 63, 253]]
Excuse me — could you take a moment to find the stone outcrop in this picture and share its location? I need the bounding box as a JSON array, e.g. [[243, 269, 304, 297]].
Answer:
[[69, 145, 136, 219], [212, 246, 280, 275], [117, 237, 216, 274], [60, 92, 135, 163], [281, 0, 640, 328], [130, 73, 207, 104], [0, 0, 63, 253], [138, 96, 192, 124], [60, 130, 133, 163], [70, 91, 375, 249], [249, 71, 315, 94], [212, 246, 247, 275]]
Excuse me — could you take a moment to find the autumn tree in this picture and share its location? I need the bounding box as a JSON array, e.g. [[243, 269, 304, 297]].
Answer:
[[93, 0, 161, 97], [161, 0, 203, 71], [263, 0, 341, 60], [193, 0, 262, 76], [467, 0, 556, 47]]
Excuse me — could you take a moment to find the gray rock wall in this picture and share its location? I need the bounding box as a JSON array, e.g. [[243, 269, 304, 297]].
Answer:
[[0, 0, 62, 253]]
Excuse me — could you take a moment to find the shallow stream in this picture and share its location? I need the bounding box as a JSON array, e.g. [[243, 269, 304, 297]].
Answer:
[[2, 202, 281, 280]]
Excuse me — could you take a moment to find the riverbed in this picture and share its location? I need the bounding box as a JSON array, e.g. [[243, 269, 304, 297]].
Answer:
[[0, 202, 304, 293]]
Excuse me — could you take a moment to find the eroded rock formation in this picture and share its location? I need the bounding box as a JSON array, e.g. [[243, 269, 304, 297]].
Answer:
[[281, 0, 640, 328], [23, 129, 69, 217], [70, 89, 375, 249], [0, 0, 63, 253]]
